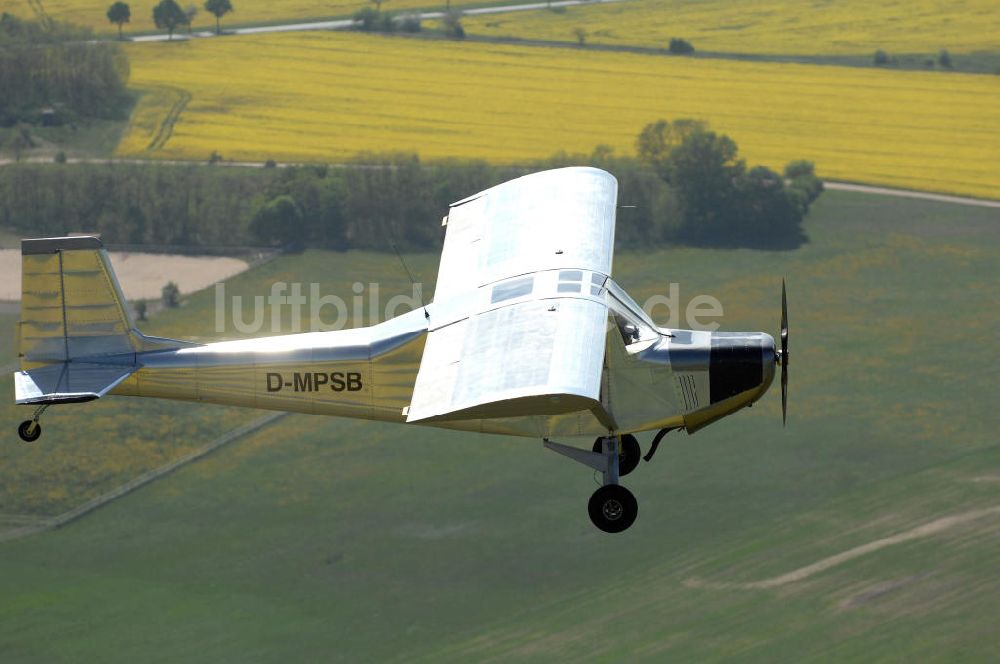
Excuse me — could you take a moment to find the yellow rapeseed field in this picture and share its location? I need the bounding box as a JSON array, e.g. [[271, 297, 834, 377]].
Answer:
[[119, 32, 999, 198], [0, 0, 476, 34], [456, 0, 1000, 56]]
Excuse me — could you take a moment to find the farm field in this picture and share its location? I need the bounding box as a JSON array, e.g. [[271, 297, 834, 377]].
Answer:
[[456, 0, 1000, 56], [0, 0, 482, 34], [0, 312, 17, 366], [1, 190, 998, 660], [0, 248, 435, 515], [119, 32, 1000, 198], [0, 250, 248, 301]]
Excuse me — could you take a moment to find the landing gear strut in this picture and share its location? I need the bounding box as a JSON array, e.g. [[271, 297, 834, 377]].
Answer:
[[544, 435, 639, 533], [592, 433, 640, 477], [17, 404, 48, 443]]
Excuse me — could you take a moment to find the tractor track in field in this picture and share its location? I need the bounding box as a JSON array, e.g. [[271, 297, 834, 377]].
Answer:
[[26, 0, 52, 29], [0, 411, 287, 543], [145, 87, 192, 152]]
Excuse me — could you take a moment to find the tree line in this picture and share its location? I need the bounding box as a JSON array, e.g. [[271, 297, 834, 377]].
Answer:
[[636, 119, 821, 249], [0, 122, 821, 252], [0, 14, 130, 126]]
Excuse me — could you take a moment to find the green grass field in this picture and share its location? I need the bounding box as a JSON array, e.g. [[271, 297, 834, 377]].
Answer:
[[1, 191, 998, 660], [0, 248, 435, 515]]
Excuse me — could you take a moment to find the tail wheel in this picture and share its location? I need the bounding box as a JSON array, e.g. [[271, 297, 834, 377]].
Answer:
[[588, 484, 638, 533], [18, 420, 41, 443], [593, 434, 641, 477]]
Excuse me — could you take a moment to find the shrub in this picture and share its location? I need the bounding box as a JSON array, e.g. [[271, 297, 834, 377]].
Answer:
[[54, 151, 67, 164], [668, 38, 694, 55], [938, 49, 952, 69], [784, 160, 822, 204], [443, 12, 465, 39], [783, 160, 815, 179], [873, 49, 889, 65], [162, 281, 180, 308], [353, 7, 380, 31], [399, 13, 421, 33]]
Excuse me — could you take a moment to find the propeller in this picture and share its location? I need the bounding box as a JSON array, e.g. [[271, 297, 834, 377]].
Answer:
[[778, 279, 789, 425]]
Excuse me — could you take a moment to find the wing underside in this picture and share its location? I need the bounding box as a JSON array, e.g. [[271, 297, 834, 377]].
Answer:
[[407, 296, 608, 423]]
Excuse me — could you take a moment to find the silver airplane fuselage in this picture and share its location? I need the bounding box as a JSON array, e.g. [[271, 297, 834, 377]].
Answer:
[[111, 301, 775, 439]]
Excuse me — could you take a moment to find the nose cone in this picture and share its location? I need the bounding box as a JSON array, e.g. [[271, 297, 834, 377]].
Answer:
[[709, 332, 776, 404], [760, 332, 777, 393]]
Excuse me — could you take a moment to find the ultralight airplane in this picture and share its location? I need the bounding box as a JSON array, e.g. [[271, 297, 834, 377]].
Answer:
[[12, 167, 788, 533]]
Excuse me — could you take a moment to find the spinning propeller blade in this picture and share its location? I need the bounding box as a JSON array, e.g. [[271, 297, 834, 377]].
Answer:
[[780, 279, 789, 426]]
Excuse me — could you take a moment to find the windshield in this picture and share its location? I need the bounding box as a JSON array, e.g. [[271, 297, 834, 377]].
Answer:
[[604, 278, 658, 345]]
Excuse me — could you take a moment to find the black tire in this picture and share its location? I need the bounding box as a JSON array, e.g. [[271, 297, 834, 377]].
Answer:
[[588, 484, 638, 533], [592, 434, 641, 477], [18, 420, 41, 443]]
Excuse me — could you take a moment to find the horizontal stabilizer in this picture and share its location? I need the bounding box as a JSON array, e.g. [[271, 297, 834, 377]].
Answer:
[[14, 362, 136, 405]]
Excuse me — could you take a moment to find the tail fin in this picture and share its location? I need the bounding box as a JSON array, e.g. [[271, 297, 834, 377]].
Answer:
[[20, 236, 139, 366], [15, 236, 180, 404]]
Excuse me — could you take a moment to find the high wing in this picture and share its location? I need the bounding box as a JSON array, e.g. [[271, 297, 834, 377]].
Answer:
[[406, 167, 617, 427], [431, 166, 616, 302]]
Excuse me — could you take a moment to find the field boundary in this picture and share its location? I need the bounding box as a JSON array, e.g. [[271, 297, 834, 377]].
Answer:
[[128, 0, 626, 42], [0, 411, 287, 544], [823, 182, 1000, 209], [2, 155, 997, 207]]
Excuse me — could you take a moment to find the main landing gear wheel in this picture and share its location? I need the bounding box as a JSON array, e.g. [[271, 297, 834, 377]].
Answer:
[[588, 484, 638, 533], [543, 437, 640, 534], [593, 434, 641, 477], [18, 420, 41, 443]]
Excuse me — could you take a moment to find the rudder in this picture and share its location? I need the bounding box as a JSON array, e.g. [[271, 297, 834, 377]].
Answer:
[[19, 236, 139, 367]]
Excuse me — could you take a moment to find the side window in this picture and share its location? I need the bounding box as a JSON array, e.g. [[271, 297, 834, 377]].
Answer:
[[490, 276, 533, 304], [558, 270, 583, 293]]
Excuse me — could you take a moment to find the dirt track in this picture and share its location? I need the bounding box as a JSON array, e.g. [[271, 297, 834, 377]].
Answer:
[[685, 505, 1000, 590]]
